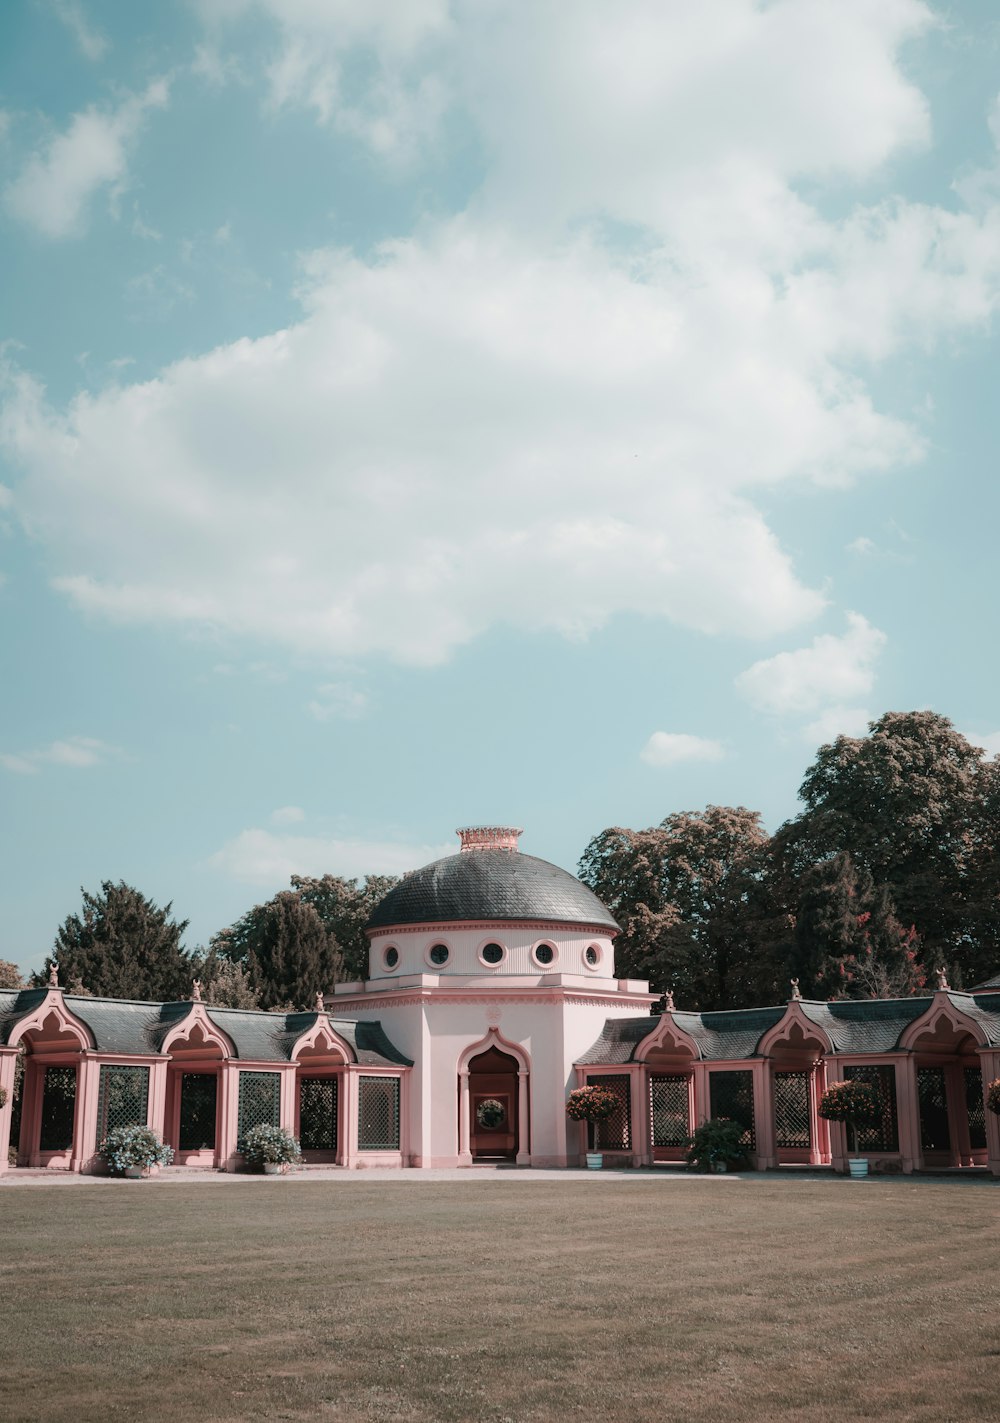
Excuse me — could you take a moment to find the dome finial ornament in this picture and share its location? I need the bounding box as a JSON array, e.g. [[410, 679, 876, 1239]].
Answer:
[[457, 825, 523, 853]]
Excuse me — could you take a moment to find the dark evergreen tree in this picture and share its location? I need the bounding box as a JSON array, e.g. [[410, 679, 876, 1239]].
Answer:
[[291, 873, 399, 982], [213, 891, 342, 1010], [41, 881, 193, 999]]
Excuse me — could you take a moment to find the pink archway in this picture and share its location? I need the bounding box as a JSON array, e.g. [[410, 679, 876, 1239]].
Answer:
[[457, 1029, 530, 1166], [635, 1017, 700, 1163], [899, 998, 991, 1169], [9, 995, 93, 1170], [291, 1021, 353, 1163], [758, 1008, 834, 1168], [161, 1008, 235, 1167]]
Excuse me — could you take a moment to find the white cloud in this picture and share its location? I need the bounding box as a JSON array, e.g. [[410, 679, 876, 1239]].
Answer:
[[4, 6, 1000, 667], [0, 735, 120, 775], [847, 536, 876, 556], [802, 706, 872, 746], [640, 732, 725, 767], [51, 1, 108, 61], [965, 730, 1000, 759], [736, 613, 887, 717], [271, 805, 305, 824], [307, 682, 368, 720], [208, 827, 455, 885], [5, 79, 168, 238]]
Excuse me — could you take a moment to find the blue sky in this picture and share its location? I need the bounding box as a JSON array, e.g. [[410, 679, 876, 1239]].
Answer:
[[2, 1, 1000, 977]]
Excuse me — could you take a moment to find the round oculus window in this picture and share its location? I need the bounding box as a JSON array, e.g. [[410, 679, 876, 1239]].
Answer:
[[585, 945, 600, 967], [481, 942, 504, 965], [534, 943, 555, 966], [383, 946, 399, 970], [429, 943, 449, 967]]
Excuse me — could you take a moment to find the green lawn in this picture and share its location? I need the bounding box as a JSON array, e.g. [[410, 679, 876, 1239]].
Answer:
[[1, 1177, 998, 1422]]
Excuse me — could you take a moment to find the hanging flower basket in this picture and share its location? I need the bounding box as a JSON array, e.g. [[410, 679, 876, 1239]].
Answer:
[[566, 1085, 620, 1154], [818, 1079, 880, 1159], [986, 1079, 1000, 1116]]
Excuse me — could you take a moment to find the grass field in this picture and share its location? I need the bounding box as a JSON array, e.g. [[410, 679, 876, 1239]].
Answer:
[[1, 1176, 998, 1423]]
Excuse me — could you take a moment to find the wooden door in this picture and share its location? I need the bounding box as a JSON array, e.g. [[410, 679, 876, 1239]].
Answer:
[[467, 1047, 519, 1159]]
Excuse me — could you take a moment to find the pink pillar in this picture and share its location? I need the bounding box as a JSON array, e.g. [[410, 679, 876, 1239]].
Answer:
[[809, 1059, 829, 1166], [458, 1070, 472, 1165], [895, 1057, 919, 1175], [344, 1068, 360, 1168], [22, 1057, 45, 1167], [279, 1066, 297, 1134], [753, 1062, 776, 1170], [515, 1070, 530, 1165], [73, 1055, 99, 1172], [630, 1068, 651, 1167], [219, 1064, 241, 1171], [0, 1048, 16, 1174], [691, 1062, 709, 1126], [942, 1062, 967, 1167], [148, 1059, 169, 1139], [981, 1050, 1000, 1178]]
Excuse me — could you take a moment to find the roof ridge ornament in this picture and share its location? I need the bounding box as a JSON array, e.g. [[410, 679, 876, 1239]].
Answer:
[[315, 992, 325, 1013], [191, 978, 202, 1001], [456, 825, 523, 853], [790, 978, 802, 1001], [935, 966, 949, 991], [664, 989, 675, 1012], [48, 963, 59, 989]]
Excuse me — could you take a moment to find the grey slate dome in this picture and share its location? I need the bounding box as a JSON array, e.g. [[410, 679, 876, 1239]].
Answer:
[[367, 827, 619, 932]]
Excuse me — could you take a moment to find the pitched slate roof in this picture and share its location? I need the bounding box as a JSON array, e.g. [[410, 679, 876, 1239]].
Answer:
[[577, 991, 1000, 1064], [972, 970, 1000, 993], [367, 849, 619, 932], [0, 990, 410, 1066]]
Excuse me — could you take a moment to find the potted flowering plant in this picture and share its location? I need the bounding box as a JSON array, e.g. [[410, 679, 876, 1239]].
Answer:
[[566, 1084, 621, 1168], [818, 1079, 879, 1178], [99, 1125, 174, 1178], [239, 1123, 301, 1175], [986, 1079, 1000, 1116]]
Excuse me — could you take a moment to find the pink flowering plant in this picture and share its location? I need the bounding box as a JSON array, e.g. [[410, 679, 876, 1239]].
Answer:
[[986, 1079, 1000, 1116], [818, 1079, 879, 1156], [566, 1084, 620, 1150]]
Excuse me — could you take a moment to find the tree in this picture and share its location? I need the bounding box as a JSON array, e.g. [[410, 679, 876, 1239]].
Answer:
[[191, 946, 261, 1009], [291, 873, 400, 982], [40, 882, 193, 1000], [213, 891, 342, 1011], [0, 960, 24, 989], [793, 853, 924, 999], [580, 807, 790, 1010], [778, 711, 999, 985]]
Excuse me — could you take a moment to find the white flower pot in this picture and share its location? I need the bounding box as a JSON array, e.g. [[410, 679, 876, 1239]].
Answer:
[[585, 1152, 603, 1170], [263, 1162, 283, 1176], [848, 1158, 869, 1179], [124, 1165, 146, 1179], [710, 1161, 728, 1173]]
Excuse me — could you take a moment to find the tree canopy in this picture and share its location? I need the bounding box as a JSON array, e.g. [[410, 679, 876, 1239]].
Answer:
[[42, 881, 194, 1000]]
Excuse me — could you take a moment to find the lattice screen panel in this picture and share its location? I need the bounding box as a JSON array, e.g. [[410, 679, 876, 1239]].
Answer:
[[299, 1076, 338, 1151], [649, 1075, 689, 1147], [587, 1075, 631, 1151], [237, 1071, 280, 1143], [965, 1066, 987, 1151], [358, 1076, 400, 1150], [179, 1074, 217, 1151], [773, 1071, 811, 1149], [39, 1065, 77, 1152], [844, 1065, 899, 1152], [708, 1070, 756, 1150], [97, 1065, 149, 1142], [917, 1066, 951, 1152]]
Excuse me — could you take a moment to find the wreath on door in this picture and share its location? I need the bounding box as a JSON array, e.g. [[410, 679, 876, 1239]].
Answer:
[[476, 1098, 506, 1130]]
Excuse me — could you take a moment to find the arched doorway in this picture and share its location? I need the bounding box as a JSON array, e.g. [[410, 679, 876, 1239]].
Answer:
[[467, 1046, 519, 1161]]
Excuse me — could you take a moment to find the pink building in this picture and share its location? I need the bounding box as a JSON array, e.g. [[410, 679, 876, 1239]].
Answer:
[[2, 826, 999, 1176]]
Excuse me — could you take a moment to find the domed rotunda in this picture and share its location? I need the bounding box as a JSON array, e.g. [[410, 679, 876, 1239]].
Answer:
[[330, 826, 656, 1167]]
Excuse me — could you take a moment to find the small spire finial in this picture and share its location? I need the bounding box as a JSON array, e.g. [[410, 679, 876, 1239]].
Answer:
[[664, 989, 675, 1012], [935, 966, 949, 992], [48, 963, 59, 989], [315, 992, 325, 1013], [192, 978, 202, 1001], [790, 978, 802, 1001]]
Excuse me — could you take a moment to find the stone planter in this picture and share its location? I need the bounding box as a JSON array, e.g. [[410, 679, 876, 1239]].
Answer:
[[585, 1152, 603, 1170], [848, 1158, 869, 1179], [263, 1162, 284, 1176], [710, 1160, 728, 1174], [124, 1165, 146, 1179]]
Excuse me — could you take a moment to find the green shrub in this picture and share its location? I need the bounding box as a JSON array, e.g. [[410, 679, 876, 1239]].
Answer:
[[98, 1125, 174, 1175], [684, 1117, 747, 1170], [239, 1123, 301, 1170]]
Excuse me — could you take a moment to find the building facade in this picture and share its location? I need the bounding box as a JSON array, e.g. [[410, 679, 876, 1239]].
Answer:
[[2, 826, 999, 1176]]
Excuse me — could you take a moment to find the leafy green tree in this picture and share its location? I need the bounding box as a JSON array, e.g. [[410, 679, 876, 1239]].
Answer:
[[191, 946, 262, 1009], [779, 711, 999, 985], [291, 873, 399, 982], [580, 807, 790, 1009], [40, 882, 193, 1000], [213, 891, 342, 1011]]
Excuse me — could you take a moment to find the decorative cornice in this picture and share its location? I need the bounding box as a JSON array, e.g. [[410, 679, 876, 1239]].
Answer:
[[366, 919, 617, 939], [332, 988, 655, 1011]]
